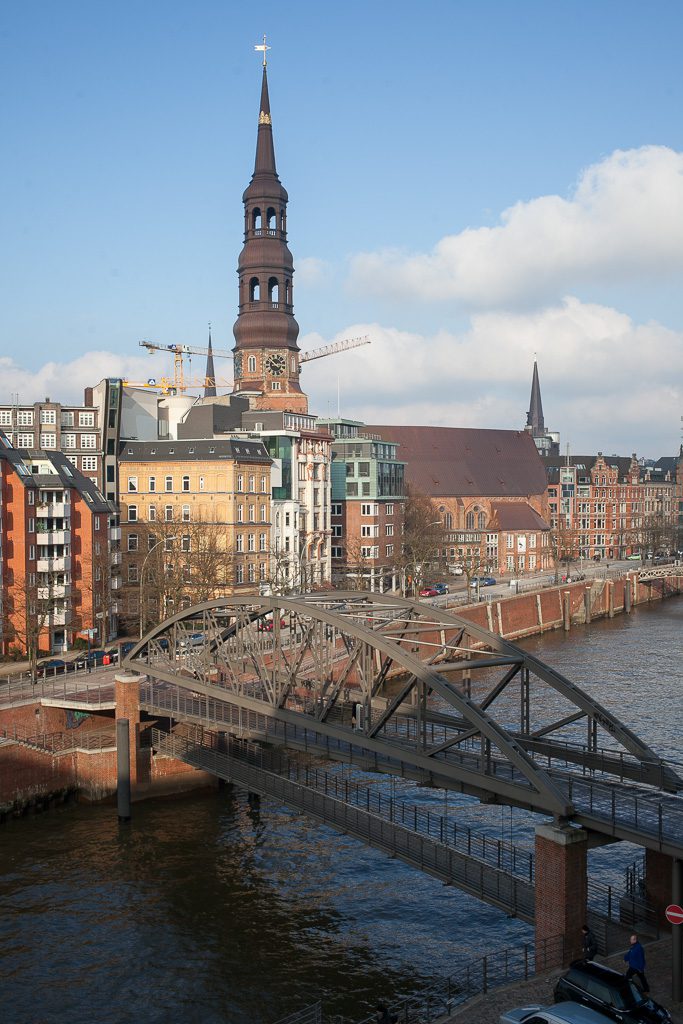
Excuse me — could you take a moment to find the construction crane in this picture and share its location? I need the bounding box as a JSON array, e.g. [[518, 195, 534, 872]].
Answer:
[[137, 334, 371, 393], [121, 376, 232, 395]]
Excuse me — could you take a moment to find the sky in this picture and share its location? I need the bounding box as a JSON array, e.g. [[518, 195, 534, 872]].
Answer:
[[1, 0, 682, 457]]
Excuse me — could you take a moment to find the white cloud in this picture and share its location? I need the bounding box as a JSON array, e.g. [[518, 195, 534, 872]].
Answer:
[[296, 257, 331, 287], [302, 300, 683, 455], [0, 350, 172, 405], [348, 146, 683, 307]]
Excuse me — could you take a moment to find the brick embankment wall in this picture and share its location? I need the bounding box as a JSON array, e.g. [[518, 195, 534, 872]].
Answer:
[[455, 573, 682, 642]]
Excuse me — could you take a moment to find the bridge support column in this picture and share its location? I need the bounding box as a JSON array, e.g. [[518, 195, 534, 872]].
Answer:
[[535, 822, 588, 968], [115, 672, 145, 790], [645, 848, 674, 928]]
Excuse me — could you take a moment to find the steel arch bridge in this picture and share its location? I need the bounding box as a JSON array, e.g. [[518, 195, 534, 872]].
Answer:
[[125, 592, 683, 848]]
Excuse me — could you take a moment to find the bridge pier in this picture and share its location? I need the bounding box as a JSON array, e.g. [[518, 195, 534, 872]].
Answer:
[[535, 822, 588, 967], [115, 672, 145, 789]]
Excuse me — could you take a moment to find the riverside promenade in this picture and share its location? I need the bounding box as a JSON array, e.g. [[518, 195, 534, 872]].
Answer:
[[445, 938, 681, 1024]]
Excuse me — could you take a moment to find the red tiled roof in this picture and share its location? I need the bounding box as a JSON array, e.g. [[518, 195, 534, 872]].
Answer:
[[490, 502, 550, 531], [368, 426, 548, 498]]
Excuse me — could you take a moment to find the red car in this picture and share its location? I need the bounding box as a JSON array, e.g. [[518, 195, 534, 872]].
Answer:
[[419, 587, 438, 597]]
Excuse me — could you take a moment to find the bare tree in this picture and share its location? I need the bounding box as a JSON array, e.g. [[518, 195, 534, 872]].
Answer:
[[548, 520, 581, 584], [399, 487, 444, 595], [2, 570, 54, 680]]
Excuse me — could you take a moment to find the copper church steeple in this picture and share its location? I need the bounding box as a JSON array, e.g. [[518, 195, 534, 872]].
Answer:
[[232, 50, 308, 413]]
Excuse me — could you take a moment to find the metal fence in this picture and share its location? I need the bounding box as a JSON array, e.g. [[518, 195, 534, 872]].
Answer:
[[273, 1002, 322, 1024]]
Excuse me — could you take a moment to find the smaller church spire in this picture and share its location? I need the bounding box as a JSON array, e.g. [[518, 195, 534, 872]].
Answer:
[[526, 360, 545, 435], [204, 324, 216, 398]]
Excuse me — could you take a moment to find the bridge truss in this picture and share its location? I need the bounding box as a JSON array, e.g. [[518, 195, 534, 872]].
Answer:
[[125, 593, 682, 846]]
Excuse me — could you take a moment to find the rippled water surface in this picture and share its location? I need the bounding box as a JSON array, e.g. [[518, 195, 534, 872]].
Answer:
[[1, 598, 681, 1024]]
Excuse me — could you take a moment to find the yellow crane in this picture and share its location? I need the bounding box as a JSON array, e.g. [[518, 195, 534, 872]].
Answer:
[[134, 335, 371, 393]]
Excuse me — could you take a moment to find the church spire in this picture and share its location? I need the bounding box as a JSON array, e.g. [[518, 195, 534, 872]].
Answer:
[[232, 46, 308, 414], [526, 360, 545, 436], [204, 325, 216, 398]]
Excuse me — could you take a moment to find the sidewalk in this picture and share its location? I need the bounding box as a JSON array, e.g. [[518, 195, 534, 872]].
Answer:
[[444, 938, 681, 1024]]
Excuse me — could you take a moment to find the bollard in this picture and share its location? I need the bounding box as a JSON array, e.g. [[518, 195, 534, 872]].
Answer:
[[584, 588, 591, 624], [624, 579, 632, 614], [607, 581, 615, 618], [116, 718, 131, 822], [563, 591, 571, 631]]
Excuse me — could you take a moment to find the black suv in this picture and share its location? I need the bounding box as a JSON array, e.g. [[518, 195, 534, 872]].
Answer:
[[554, 961, 671, 1024]]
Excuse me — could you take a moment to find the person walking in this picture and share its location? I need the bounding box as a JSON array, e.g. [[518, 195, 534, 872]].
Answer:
[[624, 933, 649, 994], [581, 924, 597, 961]]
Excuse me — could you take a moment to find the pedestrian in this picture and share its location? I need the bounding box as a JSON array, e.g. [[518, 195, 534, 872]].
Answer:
[[581, 924, 597, 961], [623, 933, 649, 994]]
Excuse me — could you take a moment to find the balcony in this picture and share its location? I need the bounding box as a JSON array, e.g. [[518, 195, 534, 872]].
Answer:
[[110, 526, 122, 541], [36, 502, 68, 518], [111, 551, 122, 566], [37, 556, 71, 573], [36, 530, 68, 545], [50, 609, 71, 626], [38, 583, 71, 600], [111, 576, 122, 590]]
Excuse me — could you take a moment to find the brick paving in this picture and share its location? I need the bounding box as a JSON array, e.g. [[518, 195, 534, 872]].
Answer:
[[444, 938, 681, 1024]]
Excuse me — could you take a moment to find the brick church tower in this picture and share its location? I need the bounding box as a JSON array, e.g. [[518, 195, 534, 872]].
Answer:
[[232, 57, 308, 413]]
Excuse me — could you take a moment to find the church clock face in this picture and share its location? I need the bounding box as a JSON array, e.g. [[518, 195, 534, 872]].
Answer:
[[233, 353, 243, 379], [265, 353, 286, 376]]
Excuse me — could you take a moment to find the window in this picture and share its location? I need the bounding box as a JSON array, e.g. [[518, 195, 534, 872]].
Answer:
[[331, 503, 342, 516], [17, 410, 33, 426], [237, 474, 244, 491], [148, 476, 156, 492], [466, 512, 475, 529], [248, 533, 255, 552], [148, 534, 158, 551], [331, 546, 343, 558], [40, 433, 56, 448], [259, 562, 266, 580], [61, 411, 74, 427], [236, 564, 244, 584], [248, 474, 255, 491], [164, 536, 174, 552], [507, 534, 514, 549], [40, 409, 56, 424], [28, 491, 35, 505], [29, 544, 36, 561], [182, 505, 191, 522], [237, 504, 243, 523], [148, 505, 157, 522], [236, 534, 244, 552], [181, 535, 191, 552], [18, 433, 34, 447], [386, 544, 394, 556], [361, 503, 378, 516], [358, 462, 370, 477], [128, 534, 139, 552], [81, 456, 97, 471], [248, 563, 256, 583], [361, 546, 378, 559], [271, 381, 281, 390], [199, 476, 205, 491], [165, 505, 173, 521], [260, 504, 267, 522], [128, 565, 139, 582], [81, 434, 97, 449], [259, 532, 267, 551], [529, 534, 537, 548], [0, 410, 11, 426], [361, 524, 378, 537], [260, 475, 267, 492], [28, 517, 35, 533], [79, 411, 95, 426], [182, 475, 190, 491], [332, 525, 343, 538], [62, 433, 76, 449], [128, 477, 138, 492], [248, 505, 255, 522], [165, 476, 173, 491], [247, 356, 256, 373], [128, 505, 138, 522]]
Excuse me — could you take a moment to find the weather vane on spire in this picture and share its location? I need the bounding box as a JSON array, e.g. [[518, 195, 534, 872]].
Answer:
[[254, 34, 270, 68]]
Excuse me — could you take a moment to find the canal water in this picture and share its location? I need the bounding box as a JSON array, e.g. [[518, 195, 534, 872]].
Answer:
[[1, 598, 681, 1024]]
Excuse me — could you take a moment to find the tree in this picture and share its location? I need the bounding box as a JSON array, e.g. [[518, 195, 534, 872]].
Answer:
[[399, 487, 445, 595], [2, 570, 54, 680], [548, 519, 580, 583]]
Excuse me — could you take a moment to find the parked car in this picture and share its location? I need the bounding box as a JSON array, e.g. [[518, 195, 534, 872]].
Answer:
[[626, 554, 642, 560], [179, 632, 205, 649], [74, 649, 108, 668], [554, 960, 671, 1024], [470, 576, 497, 588], [39, 658, 67, 677], [120, 641, 136, 656], [432, 582, 449, 594], [419, 587, 439, 597], [501, 1001, 617, 1024]]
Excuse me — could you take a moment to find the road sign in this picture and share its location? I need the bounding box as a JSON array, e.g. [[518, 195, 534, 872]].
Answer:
[[665, 904, 683, 925]]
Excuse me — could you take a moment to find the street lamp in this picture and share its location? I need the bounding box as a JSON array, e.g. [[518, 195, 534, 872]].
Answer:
[[139, 536, 177, 639]]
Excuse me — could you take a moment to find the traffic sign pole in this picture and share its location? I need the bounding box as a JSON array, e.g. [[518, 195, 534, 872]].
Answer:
[[673, 858, 682, 1003]]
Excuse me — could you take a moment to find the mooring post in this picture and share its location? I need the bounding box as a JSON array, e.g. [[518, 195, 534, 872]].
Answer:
[[584, 587, 591, 624], [624, 577, 632, 614], [563, 591, 571, 631], [607, 581, 615, 618], [117, 718, 131, 822]]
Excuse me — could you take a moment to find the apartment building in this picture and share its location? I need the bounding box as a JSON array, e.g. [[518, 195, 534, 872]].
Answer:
[[0, 433, 113, 657], [0, 396, 103, 491], [317, 419, 405, 590], [546, 452, 683, 561], [117, 438, 272, 633]]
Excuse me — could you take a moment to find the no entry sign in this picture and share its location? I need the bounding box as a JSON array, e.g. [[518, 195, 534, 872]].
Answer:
[[665, 904, 683, 925]]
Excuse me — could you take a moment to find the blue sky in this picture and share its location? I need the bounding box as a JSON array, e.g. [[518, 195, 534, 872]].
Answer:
[[1, 0, 682, 455]]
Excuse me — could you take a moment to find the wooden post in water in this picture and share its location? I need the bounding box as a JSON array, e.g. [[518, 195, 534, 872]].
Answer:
[[116, 718, 131, 822], [624, 577, 632, 614], [584, 587, 591, 624], [563, 591, 571, 632], [607, 581, 615, 618]]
